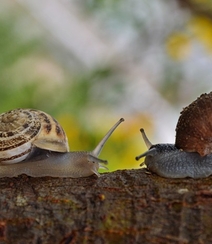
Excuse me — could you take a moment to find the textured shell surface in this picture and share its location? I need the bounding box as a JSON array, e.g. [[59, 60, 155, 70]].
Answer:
[[175, 92, 212, 156], [0, 109, 69, 164]]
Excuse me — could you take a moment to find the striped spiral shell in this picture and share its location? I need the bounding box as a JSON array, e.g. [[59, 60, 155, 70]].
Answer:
[[0, 109, 69, 164]]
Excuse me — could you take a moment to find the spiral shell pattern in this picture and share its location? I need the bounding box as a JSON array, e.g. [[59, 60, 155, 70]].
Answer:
[[0, 109, 69, 164]]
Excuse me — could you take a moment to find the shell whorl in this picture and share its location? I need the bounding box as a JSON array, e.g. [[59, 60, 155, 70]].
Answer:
[[0, 109, 69, 164], [175, 92, 212, 156]]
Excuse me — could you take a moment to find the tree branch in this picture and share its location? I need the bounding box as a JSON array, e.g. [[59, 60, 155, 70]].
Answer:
[[0, 169, 211, 243]]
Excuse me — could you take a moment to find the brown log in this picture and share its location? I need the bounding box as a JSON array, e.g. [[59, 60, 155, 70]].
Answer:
[[0, 168, 212, 243]]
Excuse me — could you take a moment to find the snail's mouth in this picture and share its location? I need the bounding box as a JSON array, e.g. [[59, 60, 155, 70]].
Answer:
[[87, 154, 109, 177], [97, 161, 108, 177], [91, 162, 108, 177]]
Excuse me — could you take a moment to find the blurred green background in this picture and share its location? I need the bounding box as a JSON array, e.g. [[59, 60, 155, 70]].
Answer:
[[1, 0, 212, 172]]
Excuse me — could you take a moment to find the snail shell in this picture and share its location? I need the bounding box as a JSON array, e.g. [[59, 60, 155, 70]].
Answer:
[[175, 92, 212, 156], [0, 109, 69, 164]]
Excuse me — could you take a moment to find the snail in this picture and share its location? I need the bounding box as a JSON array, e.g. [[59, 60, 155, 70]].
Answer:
[[0, 108, 124, 178], [136, 92, 212, 179]]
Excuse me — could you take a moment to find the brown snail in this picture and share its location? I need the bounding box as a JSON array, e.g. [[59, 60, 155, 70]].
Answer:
[[0, 109, 124, 178], [136, 92, 212, 178]]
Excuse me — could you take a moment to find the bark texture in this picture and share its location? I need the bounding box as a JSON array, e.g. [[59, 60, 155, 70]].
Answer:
[[0, 168, 212, 243]]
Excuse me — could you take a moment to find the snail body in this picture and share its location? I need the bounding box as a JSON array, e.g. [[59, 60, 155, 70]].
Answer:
[[136, 92, 212, 179], [0, 109, 124, 178], [0, 151, 107, 178]]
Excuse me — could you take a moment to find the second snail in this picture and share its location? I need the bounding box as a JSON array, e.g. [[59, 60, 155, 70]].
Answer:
[[136, 91, 212, 179]]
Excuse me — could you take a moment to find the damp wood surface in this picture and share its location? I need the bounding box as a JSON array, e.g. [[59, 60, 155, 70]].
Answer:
[[0, 168, 212, 244]]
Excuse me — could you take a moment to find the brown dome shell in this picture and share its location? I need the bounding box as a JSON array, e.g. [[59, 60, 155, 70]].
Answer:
[[175, 92, 212, 156]]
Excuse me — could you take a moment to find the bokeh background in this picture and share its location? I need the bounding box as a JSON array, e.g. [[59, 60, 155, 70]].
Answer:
[[1, 0, 212, 172]]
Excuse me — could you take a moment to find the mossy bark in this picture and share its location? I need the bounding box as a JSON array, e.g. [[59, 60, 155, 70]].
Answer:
[[0, 169, 212, 243]]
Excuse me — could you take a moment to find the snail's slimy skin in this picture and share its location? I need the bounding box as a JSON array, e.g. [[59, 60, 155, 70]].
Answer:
[[0, 151, 104, 178], [143, 144, 212, 179]]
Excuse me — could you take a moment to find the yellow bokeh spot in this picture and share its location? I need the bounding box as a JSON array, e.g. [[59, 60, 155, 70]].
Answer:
[[188, 16, 212, 52], [166, 32, 191, 60]]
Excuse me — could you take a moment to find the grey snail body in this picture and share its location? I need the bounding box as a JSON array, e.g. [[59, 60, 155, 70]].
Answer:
[[136, 92, 212, 179], [0, 109, 124, 178]]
